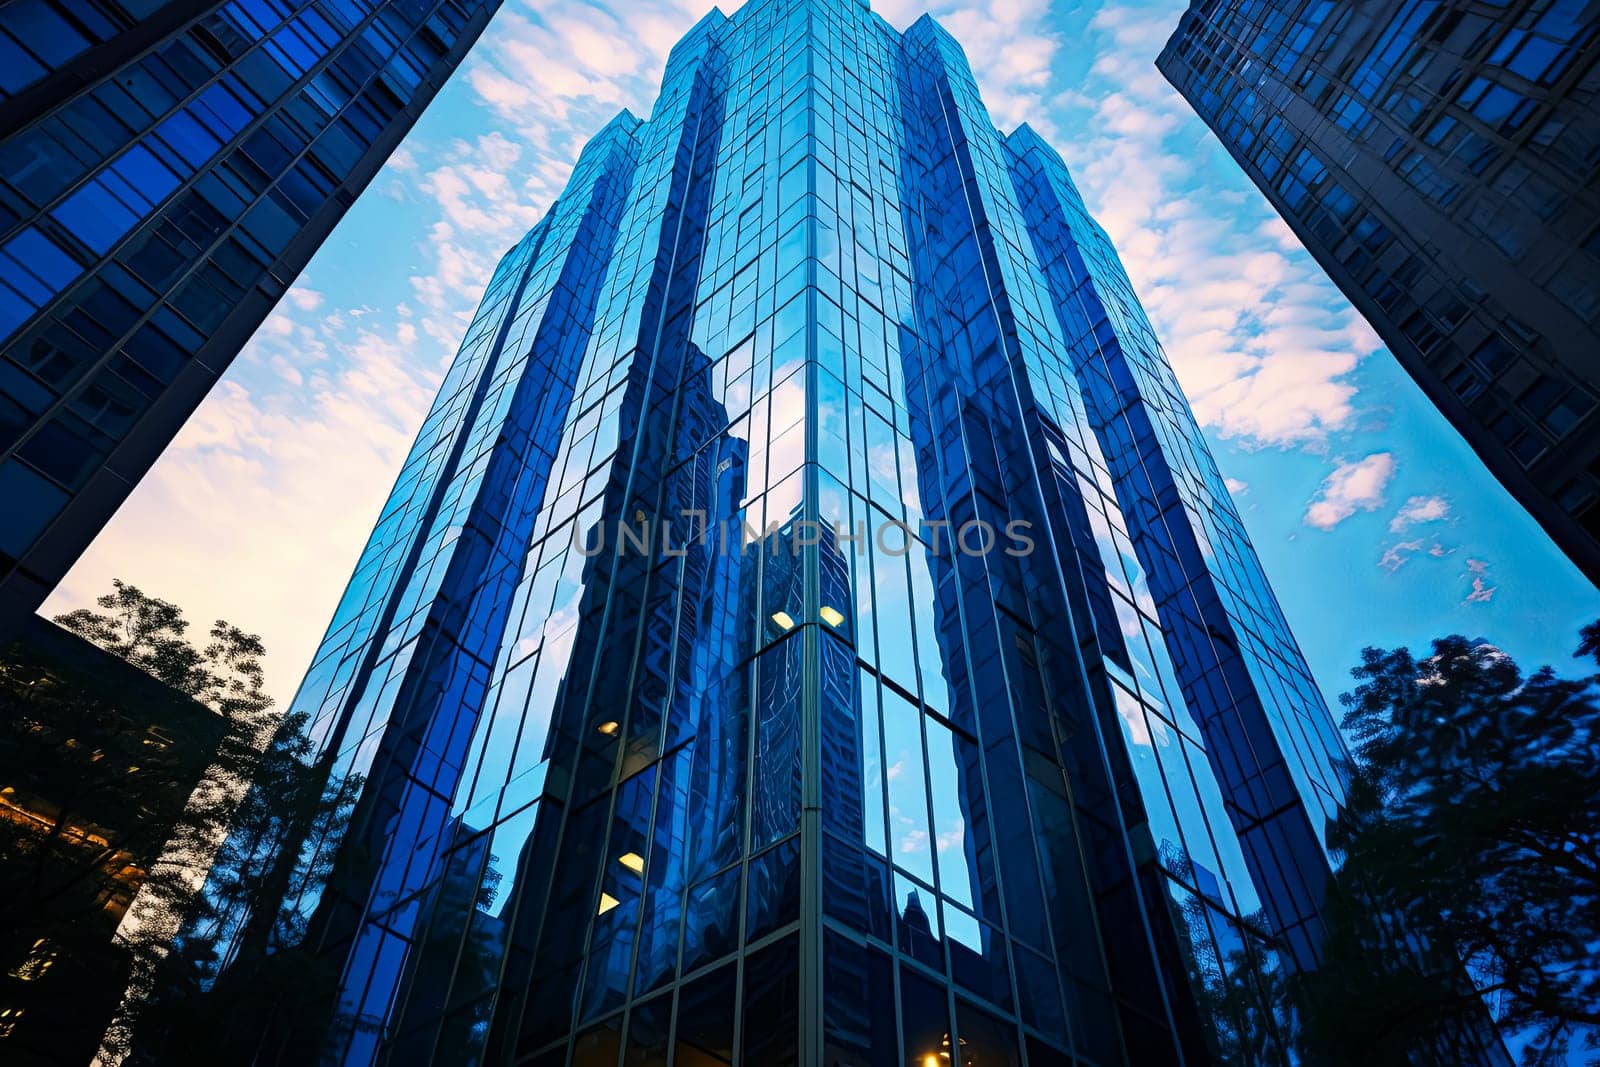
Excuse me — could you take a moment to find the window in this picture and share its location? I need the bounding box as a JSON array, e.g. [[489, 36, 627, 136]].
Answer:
[[1471, 83, 1535, 132], [50, 180, 137, 254], [1469, 335, 1516, 375], [0, 458, 69, 556], [9, 939, 58, 981], [1545, 387, 1597, 437], [1446, 364, 1484, 401]]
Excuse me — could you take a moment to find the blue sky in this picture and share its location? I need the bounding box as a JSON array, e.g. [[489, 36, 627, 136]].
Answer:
[[46, 0, 1598, 710]]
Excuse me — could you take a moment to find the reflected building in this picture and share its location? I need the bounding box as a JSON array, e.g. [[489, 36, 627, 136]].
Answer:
[[0, 0, 502, 635], [1158, 0, 1600, 584], [174, 1, 1372, 1063], [0, 615, 226, 1066]]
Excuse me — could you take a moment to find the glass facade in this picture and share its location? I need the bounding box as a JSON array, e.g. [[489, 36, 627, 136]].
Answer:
[[1158, 0, 1600, 585], [0, 0, 502, 631], [182, 1, 1351, 1062]]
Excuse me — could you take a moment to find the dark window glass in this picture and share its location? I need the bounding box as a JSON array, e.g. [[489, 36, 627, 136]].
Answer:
[[821, 834, 893, 943], [1469, 335, 1516, 375], [948, 915, 1012, 1012], [681, 863, 740, 975], [0, 32, 50, 94], [745, 835, 800, 943], [674, 962, 735, 1066], [51, 180, 137, 253], [156, 108, 223, 168], [899, 967, 954, 1067], [740, 935, 798, 1066], [519, 958, 580, 1053], [1518, 375, 1566, 417], [1025, 1035, 1073, 1067], [956, 999, 1022, 1067], [17, 412, 102, 488], [822, 931, 896, 1066], [0, 458, 69, 555], [1011, 943, 1065, 1036], [8, 0, 90, 67], [752, 636, 802, 848], [1546, 388, 1596, 436], [570, 1016, 621, 1067], [5, 227, 81, 291], [621, 994, 669, 1067]]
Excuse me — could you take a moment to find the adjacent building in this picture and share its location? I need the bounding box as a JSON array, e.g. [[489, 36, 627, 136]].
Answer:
[[1158, 0, 1600, 584], [164, 0, 1369, 1062], [0, 614, 227, 1066], [0, 0, 503, 635]]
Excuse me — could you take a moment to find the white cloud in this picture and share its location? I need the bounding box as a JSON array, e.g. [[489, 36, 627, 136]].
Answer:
[[900, 828, 930, 855], [1305, 453, 1396, 530], [285, 286, 323, 312], [1389, 494, 1451, 532], [874, 0, 1061, 132], [1378, 538, 1424, 573], [1377, 494, 1456, 573], [936, 823, 966, 852], [1058, 2, 1381, 450], [1464, 558, 1497, 604], [459, 1, 709, 205], [1224, 477, 1248, 496], [386, 146, 419, 173]]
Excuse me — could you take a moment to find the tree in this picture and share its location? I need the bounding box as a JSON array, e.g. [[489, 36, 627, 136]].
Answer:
[[53, 580, 275, 733], [1299, 623, 1600, 1065], [1185, 914, 1298, 1065], [0, 580, 362, 1065], [109, 707, 364, 1065], [0, 582, 284, 1064], [42, 585, 361, 1064]]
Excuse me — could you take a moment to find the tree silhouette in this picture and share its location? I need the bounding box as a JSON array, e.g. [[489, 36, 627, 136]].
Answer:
[[1299, 622, 1600, 1065], [45, 585, 366, 1065], [0, 581, 284, 1063], [0, 580, 354, 1065], [108, 711, 363, 1065]]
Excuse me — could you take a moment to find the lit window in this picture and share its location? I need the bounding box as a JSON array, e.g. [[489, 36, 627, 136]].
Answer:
[[9, 940, 57, 982], [770, 610, 795, 630]]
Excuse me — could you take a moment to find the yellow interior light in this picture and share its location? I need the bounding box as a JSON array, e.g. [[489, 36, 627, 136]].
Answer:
[[819, 605, 844, 627], [597, 720, 620, 736], [597, 892, 619, 915], [771, 610, 795, 630], [618, 851, 645, 874]]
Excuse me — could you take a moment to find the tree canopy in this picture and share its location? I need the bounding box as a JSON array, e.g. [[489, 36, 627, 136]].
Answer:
[[1300, 621, 1600, 1065]]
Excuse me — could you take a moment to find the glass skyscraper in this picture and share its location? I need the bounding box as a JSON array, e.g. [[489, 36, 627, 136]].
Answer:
[[1158, 0, 1600, 585], [0, 0, 502, 633], [173, 1, 1355, 1062]]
